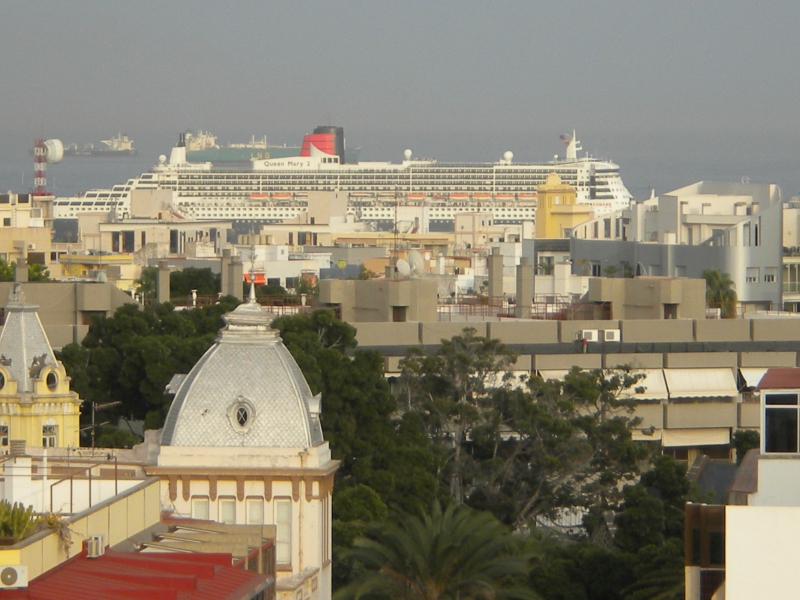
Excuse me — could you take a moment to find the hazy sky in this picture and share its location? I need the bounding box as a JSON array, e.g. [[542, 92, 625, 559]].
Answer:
[[1, 1, 799, 196]]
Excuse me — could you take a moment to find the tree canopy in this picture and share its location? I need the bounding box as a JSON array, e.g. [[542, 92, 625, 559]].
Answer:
[[337, 501, 535, 600], [398, 330, 648, 528], [703, 269, 738, 318], [56, 305, 703, 599], [58, 296, 241, 429]]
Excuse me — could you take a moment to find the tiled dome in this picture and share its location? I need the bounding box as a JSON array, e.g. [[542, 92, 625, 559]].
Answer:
[[160, 298, 323, 448]]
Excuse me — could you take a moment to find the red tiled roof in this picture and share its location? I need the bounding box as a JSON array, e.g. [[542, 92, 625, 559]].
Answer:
[[757, 368, 800, 390], [4, 548, 269, 600]]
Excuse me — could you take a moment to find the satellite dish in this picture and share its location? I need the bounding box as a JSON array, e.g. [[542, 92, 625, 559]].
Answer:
[[396, 259, 411, 277], [408, 250, 425, 276], [44, 139, 64, 163]]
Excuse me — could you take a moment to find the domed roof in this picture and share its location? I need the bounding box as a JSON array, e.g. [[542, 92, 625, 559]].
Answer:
[[0, 284, 58, 393], [160, 296, 323, 448], [545, 172, 563, 186]]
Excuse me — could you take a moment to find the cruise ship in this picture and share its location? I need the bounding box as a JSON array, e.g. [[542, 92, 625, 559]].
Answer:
[[52, 128, 632, 228]]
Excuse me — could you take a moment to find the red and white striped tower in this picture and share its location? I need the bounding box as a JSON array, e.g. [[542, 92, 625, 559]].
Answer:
[[33, 139, 47, 196]]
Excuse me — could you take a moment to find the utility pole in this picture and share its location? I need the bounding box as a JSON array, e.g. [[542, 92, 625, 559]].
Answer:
[[90, 401, 122, 448]]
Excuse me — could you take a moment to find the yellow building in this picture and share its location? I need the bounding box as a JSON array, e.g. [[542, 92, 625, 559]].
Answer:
[[535, 173, 594, 239], [0, 284, 82, 449]]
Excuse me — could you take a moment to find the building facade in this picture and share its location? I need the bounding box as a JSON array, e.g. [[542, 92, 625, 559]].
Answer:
[[147, 291, 338, 600]]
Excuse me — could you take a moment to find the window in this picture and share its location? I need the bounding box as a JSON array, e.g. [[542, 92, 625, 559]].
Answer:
[[765, 267, 777, 283], [746, 267, 759, 283], [46, 372, 57, 391], [591, 262, 602, 277], [764, 392, 800, 453], [275, 499, 292, 564], [0, 425, 8, 447], [192, 497, 210, 520], [2, 219, 9, 227], [247, 497, 264, 524], [219, 497, 236, 524], [42, 425, 57, 447]]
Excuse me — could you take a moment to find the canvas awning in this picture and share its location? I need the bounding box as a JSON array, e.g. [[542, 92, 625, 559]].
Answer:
[[661, 428, 731, 447], [664, 368, 738, 399], [619, 369, 669, 401], [739, 368, 769, 389], [537, 370, 569, 382]]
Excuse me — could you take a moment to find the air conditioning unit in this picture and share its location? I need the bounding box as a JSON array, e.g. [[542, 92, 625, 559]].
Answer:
[[86, 534, 105, 558], [26, 244, 35, 250], [0, 565, 28, 588], [574, 329, 599, 342], [602, 329, 621, 342]]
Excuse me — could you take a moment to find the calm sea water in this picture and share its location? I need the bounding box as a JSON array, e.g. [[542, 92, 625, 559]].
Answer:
[[1, 135, 798, 203]]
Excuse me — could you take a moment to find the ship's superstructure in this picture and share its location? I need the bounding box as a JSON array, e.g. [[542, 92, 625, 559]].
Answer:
[[185, 125, 361, 163], [63, 133, 136, 157], [52, 130, 632, 228]]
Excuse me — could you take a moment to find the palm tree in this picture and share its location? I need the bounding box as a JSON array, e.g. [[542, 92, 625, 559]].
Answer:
[[336, 502, 536, 600], [702, 269, 738, 318]]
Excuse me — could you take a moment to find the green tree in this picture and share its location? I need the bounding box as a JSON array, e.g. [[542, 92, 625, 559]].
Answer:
[[58, 296, 241, 432], [135, 266, 157, 304], [398, 327, 517, 504], [95, 425, 143, 449], [0, 259, 13, 281], [613, 456, 693, 600], [703, 269, 738, 318], [272, 310, 438, 511], [170, 267, 220, 299], [0, 260, 50, 282], [472, 368, 648, 527], [332, 485, 389, 590], [732, 429, 759, 465], [337, 501, 536, 600], [27, 263, 51, 281]]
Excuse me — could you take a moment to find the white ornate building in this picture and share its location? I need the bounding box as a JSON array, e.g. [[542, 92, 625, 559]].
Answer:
[[147, 290, 339, 599]]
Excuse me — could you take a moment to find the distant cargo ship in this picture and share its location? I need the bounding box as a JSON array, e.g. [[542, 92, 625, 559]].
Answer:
[[64, 133, 137, 157], [185, 126, 361, 164]]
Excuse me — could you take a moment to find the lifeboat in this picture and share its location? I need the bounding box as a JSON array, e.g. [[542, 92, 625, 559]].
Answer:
[[249, 193, 270, 199], [473, 193, 491, 200], [450, 193, 468, 200], [273, 192, 292, 200], [407, 193, 425, 200], [518, 193, 537, 200], [496, 193, 514, 200], [433, 193, 447, 200]]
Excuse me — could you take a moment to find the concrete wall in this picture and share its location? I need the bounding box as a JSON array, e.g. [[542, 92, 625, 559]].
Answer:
[[0, 282, 134, 347], [621, 319, 695, 343], [583, 277, 707, 321], [320, 279, 438, 323], [665, 402, 737, 429], [726, 505, 800, 600], [0, 478, 160, 580]]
